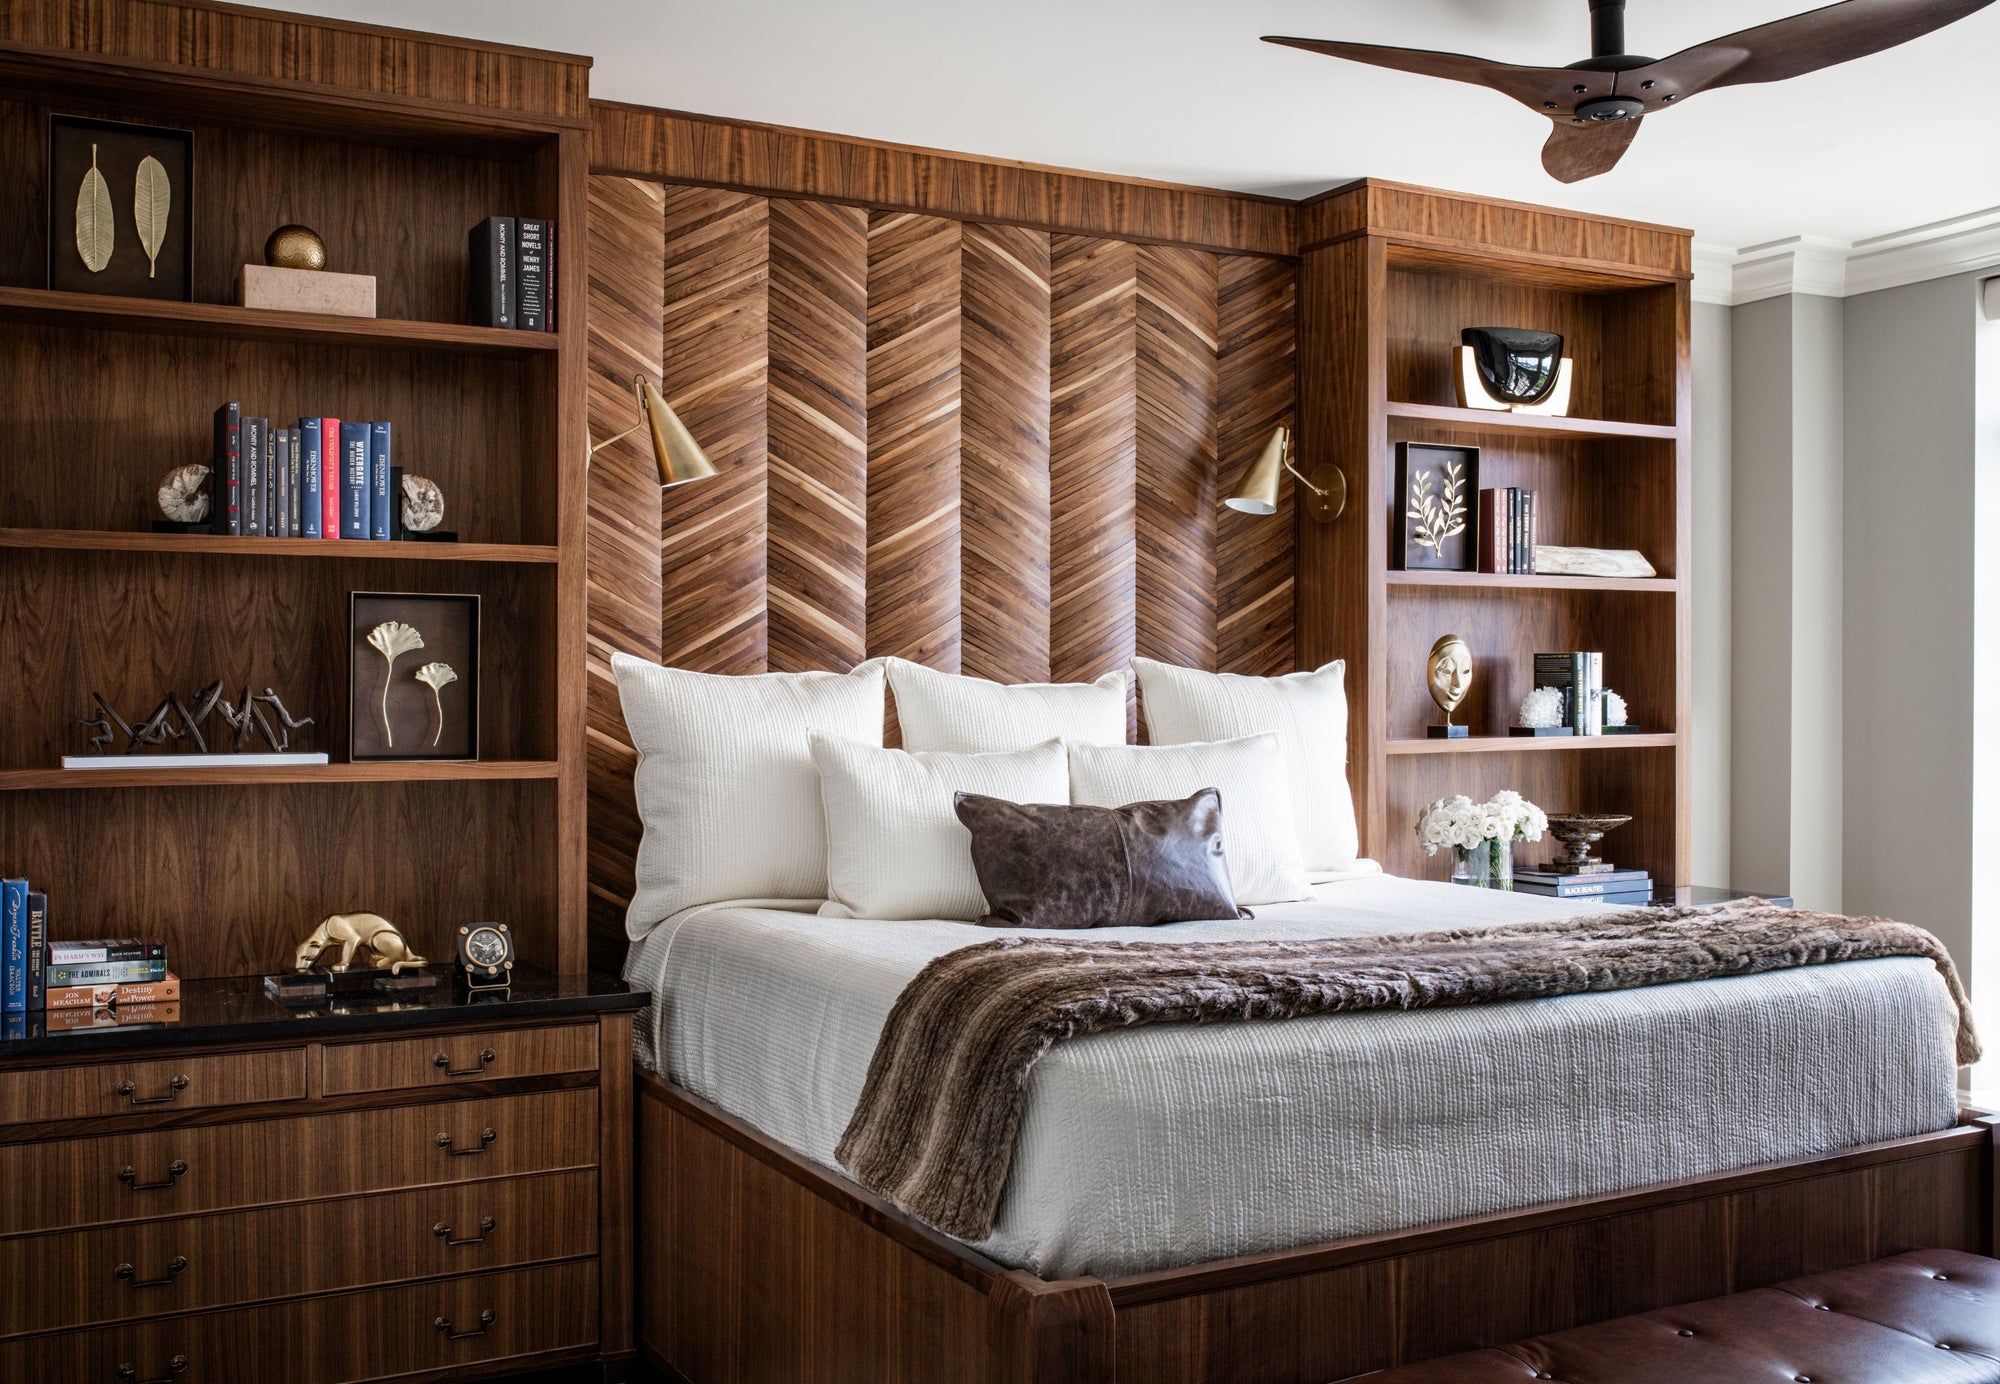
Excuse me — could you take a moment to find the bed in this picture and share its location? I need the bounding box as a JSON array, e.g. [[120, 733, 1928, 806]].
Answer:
[[626, 871, 1994, 1383]]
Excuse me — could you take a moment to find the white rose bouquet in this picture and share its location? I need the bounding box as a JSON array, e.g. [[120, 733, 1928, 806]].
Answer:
[[1415, 790, 1547, 888]]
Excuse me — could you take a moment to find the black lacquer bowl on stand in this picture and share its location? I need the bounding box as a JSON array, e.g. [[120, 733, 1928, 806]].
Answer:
[[1462, 327, 1565, 407]]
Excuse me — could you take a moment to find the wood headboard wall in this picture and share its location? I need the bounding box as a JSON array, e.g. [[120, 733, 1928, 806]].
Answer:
[[584, 106, 1299, 954]]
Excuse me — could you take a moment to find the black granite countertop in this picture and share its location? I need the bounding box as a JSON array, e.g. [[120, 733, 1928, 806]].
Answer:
[[0, 963, 648, 1058]]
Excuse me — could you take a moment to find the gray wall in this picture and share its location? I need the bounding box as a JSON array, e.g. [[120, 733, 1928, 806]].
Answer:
[[1691, 303, 1732, 887]]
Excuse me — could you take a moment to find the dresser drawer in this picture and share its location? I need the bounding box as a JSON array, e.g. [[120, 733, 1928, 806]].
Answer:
[[0, 1258, 598, 1383], [0, 1168, 597, 1338], [0, 1087, 597, 1237], [321, 1020, 597, 1095], [0, 1048, 303, 1125]]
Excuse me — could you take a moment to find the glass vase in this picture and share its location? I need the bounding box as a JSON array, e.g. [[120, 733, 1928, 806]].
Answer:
[[1451, 837, 1515, 890]]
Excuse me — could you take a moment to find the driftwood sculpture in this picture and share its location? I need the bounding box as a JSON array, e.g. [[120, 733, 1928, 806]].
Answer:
[[293, 912, 428, 975]]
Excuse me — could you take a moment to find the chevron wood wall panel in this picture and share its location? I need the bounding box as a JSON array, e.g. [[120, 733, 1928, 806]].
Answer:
[[584, 175, 666, 945], [960, 223, 1053, 684], [865, 212, 965, 671], [659, 186, 770, 674], [767, 198, 869, 673], [1047, 234, 1139, 694], [1134, 245, 1220, 676], [1215, 254, 1298, 676]]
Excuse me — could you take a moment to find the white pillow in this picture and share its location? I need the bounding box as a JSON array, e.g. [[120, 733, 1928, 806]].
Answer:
[[612, 653, 886, 937], [1134, 658, 1359, 874], [812, 736, 1070, 921], [1067, 735, 1311, 905], [885, 657, 1126, 752]]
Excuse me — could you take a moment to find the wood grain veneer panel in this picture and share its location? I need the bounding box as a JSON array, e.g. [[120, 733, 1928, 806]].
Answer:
[[584, 174, 666, 951], [591, 103, 1296, 258], [960, 223, 1053, 683], [866, 212, 963, 670], [1048, 236, 1138, 694], [1134, 245, 1219, 674], [659, 186, 769, 674], [1215, 256, 1297, 676], [767, 198, 869, 673]]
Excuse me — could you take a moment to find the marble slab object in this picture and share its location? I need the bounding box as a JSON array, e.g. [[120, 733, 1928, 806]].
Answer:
[[239, 264, 377, 318], [1533, 545, 1657, 578]]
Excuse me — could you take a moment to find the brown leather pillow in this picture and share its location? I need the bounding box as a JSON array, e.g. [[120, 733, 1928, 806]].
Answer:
[[953, 788, 1251, 929]]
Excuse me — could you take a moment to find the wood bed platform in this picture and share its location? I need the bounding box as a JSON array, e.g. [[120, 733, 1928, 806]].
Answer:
[[636, 1068, 1997, 1384]]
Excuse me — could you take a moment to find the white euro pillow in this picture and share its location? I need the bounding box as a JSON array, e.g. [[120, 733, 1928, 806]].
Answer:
[[885, 657, 1126, 752], [612, 653, 886, 938], [1133, 658, 1360, 875], [1066, 735, 1312, 905], [813, 736, 1070, 921]]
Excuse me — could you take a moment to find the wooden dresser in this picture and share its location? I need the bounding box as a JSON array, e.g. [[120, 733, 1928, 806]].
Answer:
[[0, 970, 646, 1383]]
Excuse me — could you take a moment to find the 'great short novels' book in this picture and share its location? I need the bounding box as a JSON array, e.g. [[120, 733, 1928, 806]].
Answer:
[[517, 218, 549, 332]]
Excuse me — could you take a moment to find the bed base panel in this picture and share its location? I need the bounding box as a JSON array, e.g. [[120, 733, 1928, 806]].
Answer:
[[637, 1070, 1996, 1384]]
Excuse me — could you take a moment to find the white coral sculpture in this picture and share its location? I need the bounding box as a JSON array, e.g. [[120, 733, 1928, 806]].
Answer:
[[414, 662, 458, 749], [1602, 688, 1629, 728], [366, 621, 425, 748], [1518, 686, 1565, 729], [1407, 458, 1468, 558]]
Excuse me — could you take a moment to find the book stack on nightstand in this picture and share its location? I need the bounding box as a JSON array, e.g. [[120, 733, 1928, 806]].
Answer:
[[1515, 867, 1652, 906]]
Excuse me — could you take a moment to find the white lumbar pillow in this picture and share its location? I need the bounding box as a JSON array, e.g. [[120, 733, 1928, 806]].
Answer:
[[813, 735, 1070, 921], [1066, 735, 1312, 905], [1133, 658, 1359, 875], [885, 657, 1127, 752], [612, 653, 886, 938]]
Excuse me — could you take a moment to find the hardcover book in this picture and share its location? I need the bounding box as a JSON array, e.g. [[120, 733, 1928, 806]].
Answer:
[[45, 958, 169, 987], [46, 938, 166, 964], [320, 416, 341, 538], [1476, 490, 1502, 573], [1514, 876, 1652, 898], [288, 425, 304, 537], [339, 421, 371, 539], [23, 892, 46, 1010], [211, 401, 242, 536], [47, 973, 182, 1010], [45, 1002, 182, 1031], [368, 421, 392, 540], [517, 217, 548, 332], [263, 420, 279, 540], [242, 416, 266, 537], [300, 417, 323, 539], [0, 879, 24, 1012], [470, 216, 516, 329], [273, 425, 292, 540]]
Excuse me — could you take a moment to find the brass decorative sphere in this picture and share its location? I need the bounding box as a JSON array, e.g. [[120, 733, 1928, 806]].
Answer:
[[264, 225, 327, 272]]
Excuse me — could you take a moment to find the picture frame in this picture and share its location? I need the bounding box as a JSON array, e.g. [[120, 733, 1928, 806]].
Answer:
[[48, 115, 194, 301], [348, 593, 480, 761], [1393, 441, 1480, 572]]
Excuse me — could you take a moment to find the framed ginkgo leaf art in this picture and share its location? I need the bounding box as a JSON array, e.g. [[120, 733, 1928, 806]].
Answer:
[[349, 592, 481, 761]]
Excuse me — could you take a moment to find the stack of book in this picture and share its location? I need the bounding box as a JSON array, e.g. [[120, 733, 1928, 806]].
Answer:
[[0, 878, 47, 1013], [1534, 651, 1605, 735], [1515, 868, 1654, 907], [469, 216, 558, 331], [1477, 487, 1537, 574], [45, 938, 180, 1014], [211, 406, 395, 541]]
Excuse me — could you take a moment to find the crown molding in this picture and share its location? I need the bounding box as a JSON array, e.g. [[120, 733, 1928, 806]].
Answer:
[[1694, 206, 2000, 308]]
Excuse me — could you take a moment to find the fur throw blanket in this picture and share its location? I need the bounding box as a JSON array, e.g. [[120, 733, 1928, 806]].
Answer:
[[836, 901, 1979, 1240]]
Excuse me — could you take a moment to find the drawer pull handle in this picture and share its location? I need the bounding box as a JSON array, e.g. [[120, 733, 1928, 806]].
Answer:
[[435, 1307, 497, 1341], [115, 1074, 189, 1106], [436, 1127, 497, 1157], [114, 1356, 187, 1382], [433, 1047, 497, 1078], [434, 1215, 497, 1247], [117, 1160, 189, 1192], [115, 1255, 189, 1289]]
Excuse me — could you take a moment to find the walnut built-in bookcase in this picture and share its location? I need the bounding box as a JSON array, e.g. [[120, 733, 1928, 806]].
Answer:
[[0, 38, 592, 978], [1296, 181, 1692, 892]]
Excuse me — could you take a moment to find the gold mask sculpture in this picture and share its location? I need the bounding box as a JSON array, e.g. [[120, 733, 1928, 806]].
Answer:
[[293, 912, 428, 976], [1427, 634, 1474, 728]]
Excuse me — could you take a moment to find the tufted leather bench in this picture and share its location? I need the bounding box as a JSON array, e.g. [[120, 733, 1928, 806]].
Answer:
[[1354, 1250, 2000, 1383]]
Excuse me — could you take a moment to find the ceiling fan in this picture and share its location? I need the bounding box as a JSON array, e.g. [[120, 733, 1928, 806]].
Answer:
[[1265, 0, 1996, 182]]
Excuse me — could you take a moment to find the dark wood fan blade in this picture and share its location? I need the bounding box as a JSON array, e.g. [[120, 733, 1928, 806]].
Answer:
[[1262, 36, 1613, 112], [1637, 0, 1995, 96], [1542, 116, 1643, 183]]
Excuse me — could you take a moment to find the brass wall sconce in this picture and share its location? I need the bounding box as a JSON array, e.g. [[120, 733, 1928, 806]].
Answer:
[[1225, 425, 1345, 522], [587, 375, 718, 489]]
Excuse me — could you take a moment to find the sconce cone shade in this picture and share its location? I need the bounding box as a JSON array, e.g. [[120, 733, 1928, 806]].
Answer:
[[1225, 426, 1289, 516], [638, 380, 717, 489]]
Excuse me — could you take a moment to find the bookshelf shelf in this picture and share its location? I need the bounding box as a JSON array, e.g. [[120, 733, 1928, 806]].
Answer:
[[1386, 734, 1677, 757], [1386, 570, 1675, 594], [0, 529, 560, 564], [0, 761, 561, 792], [1385, 401, 1677, 442], [0, 286, 558, 356]]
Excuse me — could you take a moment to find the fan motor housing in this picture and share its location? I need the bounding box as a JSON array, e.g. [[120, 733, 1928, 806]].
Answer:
[[1575, 96, 1646, 123]]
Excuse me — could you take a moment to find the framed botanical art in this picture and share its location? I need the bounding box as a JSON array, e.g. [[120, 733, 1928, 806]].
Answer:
[[349, 593, 480, 761], [47, 115, 194, 301], [1393, 442, 1480, 572]]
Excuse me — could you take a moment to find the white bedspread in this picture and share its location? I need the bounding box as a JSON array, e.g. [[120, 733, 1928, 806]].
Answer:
[[625, 873, 1963, 1279]]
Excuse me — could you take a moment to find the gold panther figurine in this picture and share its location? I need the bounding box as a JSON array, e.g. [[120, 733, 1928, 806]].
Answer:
[[293, 912, 428, 976]]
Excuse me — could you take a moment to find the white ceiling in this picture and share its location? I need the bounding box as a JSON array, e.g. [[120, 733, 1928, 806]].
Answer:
[[255, 0, 2000, 250]]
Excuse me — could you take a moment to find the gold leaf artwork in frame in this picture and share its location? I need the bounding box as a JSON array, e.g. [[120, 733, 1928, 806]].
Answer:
[[134, 154, 170, 279], [75, 143, 114, 273]]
